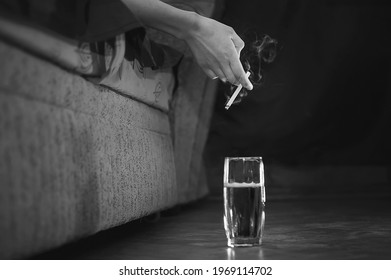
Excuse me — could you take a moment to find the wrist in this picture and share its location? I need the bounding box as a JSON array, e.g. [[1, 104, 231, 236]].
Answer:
[[174, 11, 201, 41]]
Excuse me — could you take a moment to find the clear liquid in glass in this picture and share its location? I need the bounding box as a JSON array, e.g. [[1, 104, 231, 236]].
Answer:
[[224, 184, 265, 247]]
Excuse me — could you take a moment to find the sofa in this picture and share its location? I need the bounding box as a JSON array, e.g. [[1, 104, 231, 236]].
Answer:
[[0, 1, 219, 259]]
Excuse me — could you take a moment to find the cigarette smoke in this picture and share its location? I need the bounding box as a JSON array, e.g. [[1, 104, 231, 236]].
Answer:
[[227, 34, 278, 105]]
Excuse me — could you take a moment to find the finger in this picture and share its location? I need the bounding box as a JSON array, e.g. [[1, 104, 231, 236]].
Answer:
[[229, 53, 253, 90], [203, 65, 227, 82], [219, 36, 249, 87], [220, 65, 239, 86], [213, 68, 227, 83], [204, 69, 219, 80], [206, 67, 227, 83], [219, 48, 243, 86]]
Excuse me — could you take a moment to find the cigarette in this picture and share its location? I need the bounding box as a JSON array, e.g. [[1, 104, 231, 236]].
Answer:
[[225, 71, 251, 110]]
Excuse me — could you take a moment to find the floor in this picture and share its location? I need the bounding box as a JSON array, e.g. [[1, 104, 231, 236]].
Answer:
[[34, 197, 391, 260]]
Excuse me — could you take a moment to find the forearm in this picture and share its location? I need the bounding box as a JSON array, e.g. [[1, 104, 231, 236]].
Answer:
[[120, 0, 253, 89], [120, 0, 200, 40]]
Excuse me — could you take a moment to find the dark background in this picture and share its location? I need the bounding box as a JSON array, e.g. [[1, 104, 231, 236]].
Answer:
[[205, 0, 391, 195]]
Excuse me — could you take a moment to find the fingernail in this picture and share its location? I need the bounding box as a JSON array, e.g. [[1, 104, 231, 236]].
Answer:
[[221, 78, 227, 83], [247, 83, 253, 91]]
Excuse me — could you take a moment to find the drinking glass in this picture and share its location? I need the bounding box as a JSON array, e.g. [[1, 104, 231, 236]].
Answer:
[[223, 156, 266, 247]]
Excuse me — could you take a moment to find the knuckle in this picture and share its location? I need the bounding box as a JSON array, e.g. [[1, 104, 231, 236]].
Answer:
[[227, 26, 235, 35]]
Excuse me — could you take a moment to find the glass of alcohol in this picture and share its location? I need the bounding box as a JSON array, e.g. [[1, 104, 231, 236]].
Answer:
[[223, 156, 266, 247]]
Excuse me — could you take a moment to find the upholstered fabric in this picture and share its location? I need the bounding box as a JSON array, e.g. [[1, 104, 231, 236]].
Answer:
[[0, 40, 179, 258]]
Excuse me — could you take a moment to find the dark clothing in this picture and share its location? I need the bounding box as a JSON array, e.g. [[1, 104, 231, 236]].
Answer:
[[0, 0, 184, 69], [0, 0, 140, 41]]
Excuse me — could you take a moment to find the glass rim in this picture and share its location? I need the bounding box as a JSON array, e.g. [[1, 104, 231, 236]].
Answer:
[[224, 156, 262, 160]]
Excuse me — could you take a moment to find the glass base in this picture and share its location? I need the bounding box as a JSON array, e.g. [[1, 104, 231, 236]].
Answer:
[[227, 237, 262, 248]]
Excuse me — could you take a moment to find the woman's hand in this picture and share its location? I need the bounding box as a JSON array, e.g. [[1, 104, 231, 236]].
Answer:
[[120, 0, 252, 89], [183, 15, 253, 90]]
